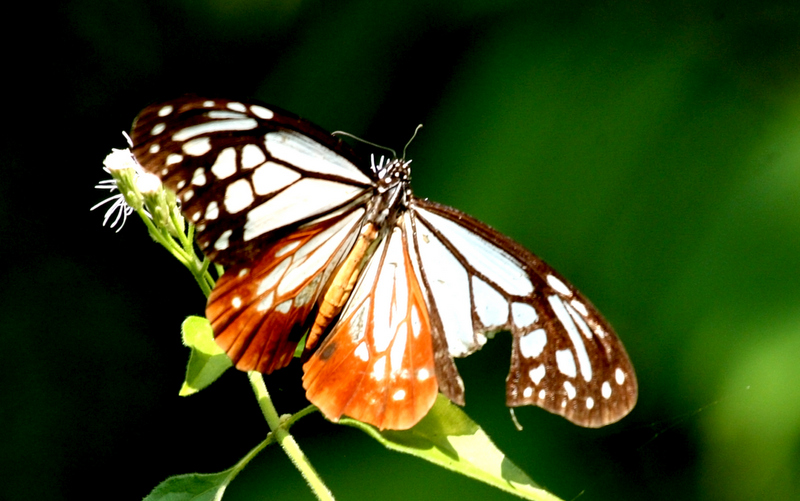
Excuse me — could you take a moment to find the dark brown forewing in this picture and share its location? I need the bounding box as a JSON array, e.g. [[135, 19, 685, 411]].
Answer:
[[130, 96, 374, 267], [303, 217, 439, 430], [411, 199, 637, 427], [209, 208, 365, 374]]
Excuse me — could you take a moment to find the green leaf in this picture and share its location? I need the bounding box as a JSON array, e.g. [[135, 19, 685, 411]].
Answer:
[[143, 436, 273, 501], [143, 470, 233, 501], [179, 316, 232, 396], [341, 395, 564, 501]]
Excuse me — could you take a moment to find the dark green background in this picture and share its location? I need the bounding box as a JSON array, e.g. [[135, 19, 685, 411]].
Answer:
[[4, 1, 800, 500]]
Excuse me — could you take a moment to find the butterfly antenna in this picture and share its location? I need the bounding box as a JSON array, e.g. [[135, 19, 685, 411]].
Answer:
[[402, 124, 423, 161], [332, 130, 397, 158]]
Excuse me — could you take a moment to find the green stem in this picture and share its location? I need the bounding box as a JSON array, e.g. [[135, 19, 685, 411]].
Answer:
[[248, 372, 334, 501]]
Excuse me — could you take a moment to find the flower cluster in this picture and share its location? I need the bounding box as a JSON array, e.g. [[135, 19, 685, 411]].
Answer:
[[91, 137, 183, 237]]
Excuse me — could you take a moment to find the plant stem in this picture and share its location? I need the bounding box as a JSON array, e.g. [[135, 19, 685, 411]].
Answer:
[[248, 372, 334, 501]]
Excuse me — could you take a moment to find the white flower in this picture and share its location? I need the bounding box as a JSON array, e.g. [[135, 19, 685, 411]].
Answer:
[[91, 146, 149, 232]]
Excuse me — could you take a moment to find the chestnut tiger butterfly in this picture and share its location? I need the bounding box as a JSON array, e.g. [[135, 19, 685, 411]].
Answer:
[[130, 96, 637, 430]]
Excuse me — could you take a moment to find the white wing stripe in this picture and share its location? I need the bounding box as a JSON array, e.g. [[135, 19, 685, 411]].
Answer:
[[257, 257, 290, 295], [414, 218, 474, 357], [373, 228, 408, 353], [265, 130, 372, 184], [547, 295, 593, 382], [417, 209, 533, 296], [277, 210, 363, 296], [172, 118, 257, 141], [244, 179, 364, 241]]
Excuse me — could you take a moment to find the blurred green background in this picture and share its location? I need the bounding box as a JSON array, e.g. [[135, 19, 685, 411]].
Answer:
[[4, 1, 800, 500]]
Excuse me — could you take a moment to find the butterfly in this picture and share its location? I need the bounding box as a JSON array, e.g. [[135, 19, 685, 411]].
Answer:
[[129, 96, 637, 430]]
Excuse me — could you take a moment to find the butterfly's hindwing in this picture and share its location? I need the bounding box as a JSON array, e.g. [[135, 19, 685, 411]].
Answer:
[[411, 199, 637, 427], [208, 207, 366, 373], [302, 214, 439, 430]]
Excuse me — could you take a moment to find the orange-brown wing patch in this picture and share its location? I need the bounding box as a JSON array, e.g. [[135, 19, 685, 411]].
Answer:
[[302, 224, 438, 430], [209, 208, 364, 373]]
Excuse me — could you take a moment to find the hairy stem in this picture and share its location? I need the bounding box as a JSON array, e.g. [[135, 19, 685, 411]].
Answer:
[[248, 372, 334, 501]]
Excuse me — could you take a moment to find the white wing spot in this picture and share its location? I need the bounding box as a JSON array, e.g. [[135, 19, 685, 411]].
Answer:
[[476, 333, 487, 346], [151, 123, 166, 135], [191, 211, 201, 222], [166, 153, 183, 165], [191, 168, 207, 186], [231, 296, 242, 309], [275, 300, 292, 314], [224, 179, 255, 214], [392, 389, 406, 401], [227, 102, 247, 112], [205, 201, 219, 220], [214, 229, 232, 250], [355, 342, 369, 362], [519, 329, 547, 358], [601, 381, 612, 399], [564, 381, 577, 400], [586, 397, 595, 409], [149, 144, 160, 154], [371, 356, 386, 381], [237, 268, 249, 278], [158, 105, 174, 117], [256, 291, 274, 312], [529, 364, 546, 385], [182, 189, 194, 201], [561, 399, 567, 408], [512, 302, 538, 329], [252, 161, 301, 196], [250, 105, 274, 119], [183, 137, 212, 156], [417, 368, 430, 381], [160, 168, 168, 176], [523, 387, 533, 398], [177, 180, 186, 189], [547, 274, 572, 297], [570, 299, 588, 316], [615, 367, 626, 385], [210, 147, 237, 179], [241, 144, 266, 169], [555, 349, 577, 378], [203, 100, 215, 107], [538, 389, 546, 399]]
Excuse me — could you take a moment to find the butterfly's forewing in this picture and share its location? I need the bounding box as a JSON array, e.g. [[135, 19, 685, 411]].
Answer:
[[130, 96, 374, 266], [411, 199, 637, 427], [303, 214, 439, 430], [130, 97, 376, 372]]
